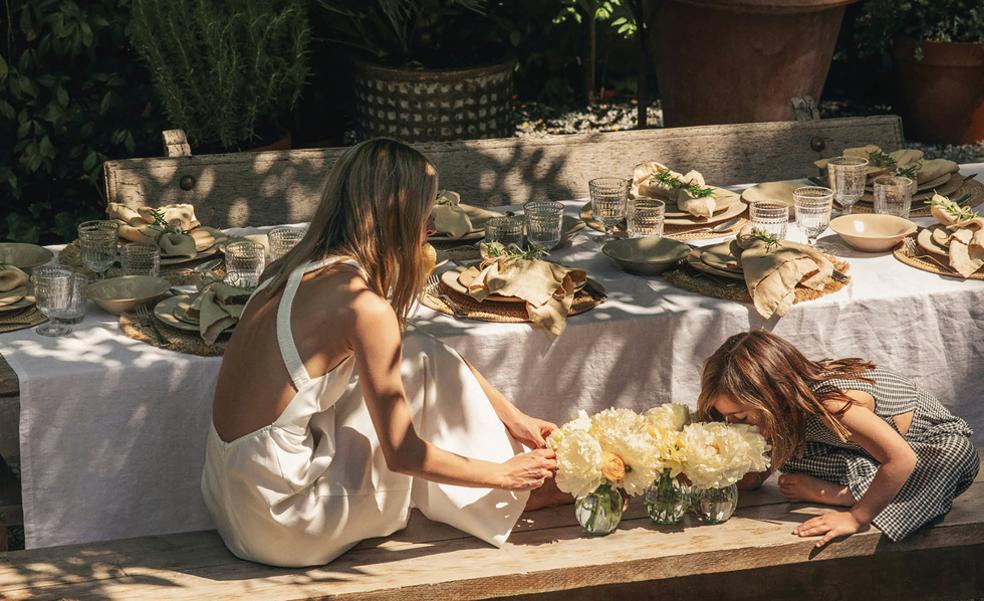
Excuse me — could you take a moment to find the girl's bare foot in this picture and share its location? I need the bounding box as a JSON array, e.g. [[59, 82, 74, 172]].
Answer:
[[524, 478, 571, 512], [777, 473, 854, 507]]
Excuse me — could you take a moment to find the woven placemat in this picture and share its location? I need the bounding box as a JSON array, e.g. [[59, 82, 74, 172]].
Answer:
[[893, 236, 984, 281], [421, 279, 606, 323], [847, 177, 983, 218], [119, 312, 229, 356], [0, 305, 47, 334], [60, 241, 225, 286], [579, 202, 749, 241], [663, 254, 851, 305]]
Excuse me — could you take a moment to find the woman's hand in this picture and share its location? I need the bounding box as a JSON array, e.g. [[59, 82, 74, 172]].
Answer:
[[505, 413, 557, 449], [496, 449, 558, 490], [793, 510, 866, 548]]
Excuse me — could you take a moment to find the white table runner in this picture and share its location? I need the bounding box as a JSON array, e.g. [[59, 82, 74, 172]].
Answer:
[[4, 166, 984, 549]]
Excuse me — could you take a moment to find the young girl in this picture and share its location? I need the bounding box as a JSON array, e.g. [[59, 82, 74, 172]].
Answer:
[[202, 139, 565, 567], [697, 330, 979, 548]]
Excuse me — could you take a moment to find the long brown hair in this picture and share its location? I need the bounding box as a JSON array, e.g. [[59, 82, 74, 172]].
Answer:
[[696, 330, 874, 469], [260, 138, 438, 327]]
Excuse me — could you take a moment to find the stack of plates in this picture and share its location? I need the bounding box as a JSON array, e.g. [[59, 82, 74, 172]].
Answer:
[[153, 293, 234, 336], [685, 242, 745, 282]]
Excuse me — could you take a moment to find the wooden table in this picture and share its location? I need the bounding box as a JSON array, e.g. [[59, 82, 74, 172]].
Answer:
[[0, 357, 18, 465], [0, 467, 981, 601]]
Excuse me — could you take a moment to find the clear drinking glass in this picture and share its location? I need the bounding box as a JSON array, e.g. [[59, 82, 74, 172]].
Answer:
[[626, 198, 666, 238], [749, 202, 789, 240], [32, 265, 75, 337], [523, 201, 564, 250], [873, 176, 914, 218], [120, 243, 161, 277], [827, 156, 869, 213], [61, 273, 88, 325], [484, 216, 525, 248], [77, 220, 119, 279], [589, 177, 629, 241], [793, 186, 834, 247], [223, 240, 265, 288], [268, 226, 305, 261]]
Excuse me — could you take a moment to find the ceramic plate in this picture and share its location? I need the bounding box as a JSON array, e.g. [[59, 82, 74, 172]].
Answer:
[[859, 173, 963, 204], [0, 243, 54, 270], [740, 181, 807, 209], [0, 296, 34, 313], [154, 294, 204, 332], [686, 253, 745, 281], [160, 244, 221, 266], [700, 243, 743, 273], [916, 226, 950, 258], [865, 172, 953, 192], [664, 199, 748, 226]]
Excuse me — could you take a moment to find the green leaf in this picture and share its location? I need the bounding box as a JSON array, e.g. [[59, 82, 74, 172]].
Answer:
[[57, 86, 69, 106], [0, 55, 7, 83], [16, 120, 31, 138], [5, 214, 41, 244], [39, 136, 56, 160], [83, 151, 98, 171]]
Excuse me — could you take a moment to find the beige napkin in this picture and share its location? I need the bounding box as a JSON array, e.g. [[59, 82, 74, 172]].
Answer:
[[631, 161, 720, 219], [0, 264, 28, 293], [157, 232, 198, 258], [815, 145, 924, 177], [432, 190, 473, 238], [136, 204, 200, 231], [730, 225, 833, 318], [917, 159, 959, 185], [191, 283, 251, 344], [464, 258, 586, 336], [931, 194, 984, 278]]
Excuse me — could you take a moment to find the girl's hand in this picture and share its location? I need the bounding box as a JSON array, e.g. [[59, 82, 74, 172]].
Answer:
[[793, 511, 866, 548], [505, 413, 557, 449], [497, 449, 558, 490]]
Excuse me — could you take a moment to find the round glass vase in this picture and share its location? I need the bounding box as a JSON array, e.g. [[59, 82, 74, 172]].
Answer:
[[575, 484, 624, 536], [644, 470, 690, 525], [695, 483, 739, 524]]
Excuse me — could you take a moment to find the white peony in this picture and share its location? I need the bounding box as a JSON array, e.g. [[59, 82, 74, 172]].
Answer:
[[644, 403, 691, 432], [679, 422, 771, 490], [548, 411, 605, 499], [589, 408, 660, 496]]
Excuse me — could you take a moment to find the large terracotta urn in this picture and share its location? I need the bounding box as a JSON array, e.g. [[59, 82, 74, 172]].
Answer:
[[653, 0, 857, 127], [894, 38, 984, 145]]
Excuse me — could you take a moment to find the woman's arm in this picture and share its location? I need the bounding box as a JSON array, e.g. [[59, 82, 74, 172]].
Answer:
[[795, 394, 917, 547], [350, 290, 556, 490], [464, 360, 557, 449]]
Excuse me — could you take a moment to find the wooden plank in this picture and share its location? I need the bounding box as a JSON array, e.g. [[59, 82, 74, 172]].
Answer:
[[0, 358, 16, 398], [0, 479, 980, 601], [103, 116, 903, 229]]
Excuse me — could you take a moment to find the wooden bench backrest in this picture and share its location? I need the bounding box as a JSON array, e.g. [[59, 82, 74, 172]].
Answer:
[[103, 116, 903, 229]]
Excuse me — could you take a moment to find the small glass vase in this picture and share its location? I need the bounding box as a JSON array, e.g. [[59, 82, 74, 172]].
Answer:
[[575, 484, 624, 536], [695, 483, 739, 524], [644, 470, 690, 525]]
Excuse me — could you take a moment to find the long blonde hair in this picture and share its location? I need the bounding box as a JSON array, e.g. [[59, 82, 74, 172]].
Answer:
[[696, 330, 874, 469], [260, 138, 438, 327]]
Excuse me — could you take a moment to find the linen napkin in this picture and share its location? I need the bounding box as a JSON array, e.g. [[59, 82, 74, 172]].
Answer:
[[157, 231, 198, 259], [431, 190, 474, 239], [729, 225, 833, 319], [815, 145, 924, 177], [631, 161, 721, 219], [930, 194, 984, 278], [190, 282, 251, 344], [916, 159, 959, 185], [0, 265, 28, 307], [463, 257, 586, 336], [108, 202, 208, 254]]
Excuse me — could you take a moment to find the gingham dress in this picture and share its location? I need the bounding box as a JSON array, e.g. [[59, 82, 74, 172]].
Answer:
[[781, 366, 979, 541]]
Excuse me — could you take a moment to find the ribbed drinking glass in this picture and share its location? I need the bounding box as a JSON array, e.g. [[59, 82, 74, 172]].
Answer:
[[873, 176, 914, 218], [223, 240, 265, 288], [793, 186, 833, 247], [749, 202, 789, 240], [589, 177, 629, 241], [77, 220, 119, 279], [523, 201, 564, 250]]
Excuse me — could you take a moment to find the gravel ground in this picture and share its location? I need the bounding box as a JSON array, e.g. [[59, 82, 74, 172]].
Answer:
[[512, 98, 984, 164]]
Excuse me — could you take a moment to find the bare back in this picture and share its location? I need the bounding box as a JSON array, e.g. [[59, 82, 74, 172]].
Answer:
[[211, 264, 367, 442]]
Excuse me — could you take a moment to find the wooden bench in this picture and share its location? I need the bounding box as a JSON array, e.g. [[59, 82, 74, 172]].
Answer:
[[1, 461, 981, 601]]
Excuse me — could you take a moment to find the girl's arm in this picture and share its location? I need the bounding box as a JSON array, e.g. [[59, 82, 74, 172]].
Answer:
[[795, 394, 917, 547], [350, 290, 556, 491]]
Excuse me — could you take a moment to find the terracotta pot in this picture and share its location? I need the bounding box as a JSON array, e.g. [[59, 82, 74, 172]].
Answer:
[[653, 0, 857, 127], [251, 130, 292, 152], [353, 59, 515, 142], [894, 38, 984, 145]]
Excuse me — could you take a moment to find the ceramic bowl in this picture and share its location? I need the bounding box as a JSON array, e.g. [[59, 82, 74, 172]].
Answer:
[[829, 214, 917, 253], [602, 237, 690, 276], [0, 242, 54, 271], [86, 275, 170, 314]]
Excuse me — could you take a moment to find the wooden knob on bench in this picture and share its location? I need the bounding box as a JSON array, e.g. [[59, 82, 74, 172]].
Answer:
[[180, 175, 195, 191], [810, 136, 826, 152]]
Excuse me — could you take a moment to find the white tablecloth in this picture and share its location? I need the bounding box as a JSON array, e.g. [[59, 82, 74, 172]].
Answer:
[[4, 165, 984, 549]]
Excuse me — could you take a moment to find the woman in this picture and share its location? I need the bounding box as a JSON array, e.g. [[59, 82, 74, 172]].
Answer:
[[697, 330, 978, 548], [202, 139, 566, 567]]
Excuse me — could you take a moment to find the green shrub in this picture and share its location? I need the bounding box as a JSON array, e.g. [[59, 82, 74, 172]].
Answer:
[[129, 0, 311, 151], [856, 0, 984, 58], [0, 0, 168, 244]]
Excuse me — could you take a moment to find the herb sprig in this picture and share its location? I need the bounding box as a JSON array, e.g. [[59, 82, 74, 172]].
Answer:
[[927, 193, 977, 223], [750, 227, 783, 251], [895, 164, 919, 179], [648, 168, 715, 198], [867, 150, 896, 168], [0, 262, 13, 271], [150, 207, 191, 234], [481, 241, 548, 261]]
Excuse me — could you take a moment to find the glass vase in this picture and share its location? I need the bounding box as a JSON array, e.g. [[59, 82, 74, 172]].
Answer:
[[575, 484, 624, 536], [644, 470, 690, 525], [695, 483, 739, 524]]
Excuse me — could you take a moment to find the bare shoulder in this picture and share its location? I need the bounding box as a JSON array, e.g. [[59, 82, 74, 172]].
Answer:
[[821, 389, 876, 414]]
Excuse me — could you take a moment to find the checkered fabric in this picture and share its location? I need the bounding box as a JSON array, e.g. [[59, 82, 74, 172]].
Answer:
[[781, 367, 980, 541]]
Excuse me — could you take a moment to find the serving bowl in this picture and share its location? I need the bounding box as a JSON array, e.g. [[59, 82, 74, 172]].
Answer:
[[602, 237, 690, 276], [829, 214, 917, 253], [0, 242, 54, 271], [86, 275, 170, 314]]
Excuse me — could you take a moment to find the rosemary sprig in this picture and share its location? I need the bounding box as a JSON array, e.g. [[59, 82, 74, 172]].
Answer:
[[648, 168, 715, 198], [750, 227, 783, 251], [927, 193, 977, 223], [0, 262, 13, 271], [867, 150, 896, 168], [481, 241, 548, 261], [895, 164, 919, 179], [150, 207, 191, 234]]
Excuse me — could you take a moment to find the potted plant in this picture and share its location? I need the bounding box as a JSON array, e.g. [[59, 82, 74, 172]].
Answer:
[[650, 0, 858, 127], [857, 0, 984, 145], [129, 0, 311, 153], [319, 0, 516, 142]]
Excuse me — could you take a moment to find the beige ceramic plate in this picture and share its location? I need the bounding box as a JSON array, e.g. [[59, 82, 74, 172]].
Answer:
[[0, 295, 34, 313], [686, 253, 745, 281], [700, 242, 744, 273], [87, 275, 170, 314], [664, 200, 747, 226], [916, 226, 950, 258], [829, 214, 917, 253], [865, 172, 952, 192], [740, 181, 806, 209], [160, 244, 221, 266], [0, 243, 54, 270], [602, 237, 690, 276], [860, 173, 963, 203], [154, 294, 202, 332]]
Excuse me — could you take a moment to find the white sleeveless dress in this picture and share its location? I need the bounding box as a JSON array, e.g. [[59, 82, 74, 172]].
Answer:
[[201, 257, 530, 567]]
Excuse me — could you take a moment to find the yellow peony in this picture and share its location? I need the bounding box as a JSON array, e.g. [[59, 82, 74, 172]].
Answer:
[[589, 408, 660, 496], [679, 422, 771, 490]]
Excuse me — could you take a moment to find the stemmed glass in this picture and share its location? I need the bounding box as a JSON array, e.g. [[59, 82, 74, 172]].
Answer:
[[793, 186, 834, 247], [589, 177, 629, 242], [77, 220, 119, 279], [31, 265, 76, 337], [827, 156, 869, 214], [523, 201, 565, 250]]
